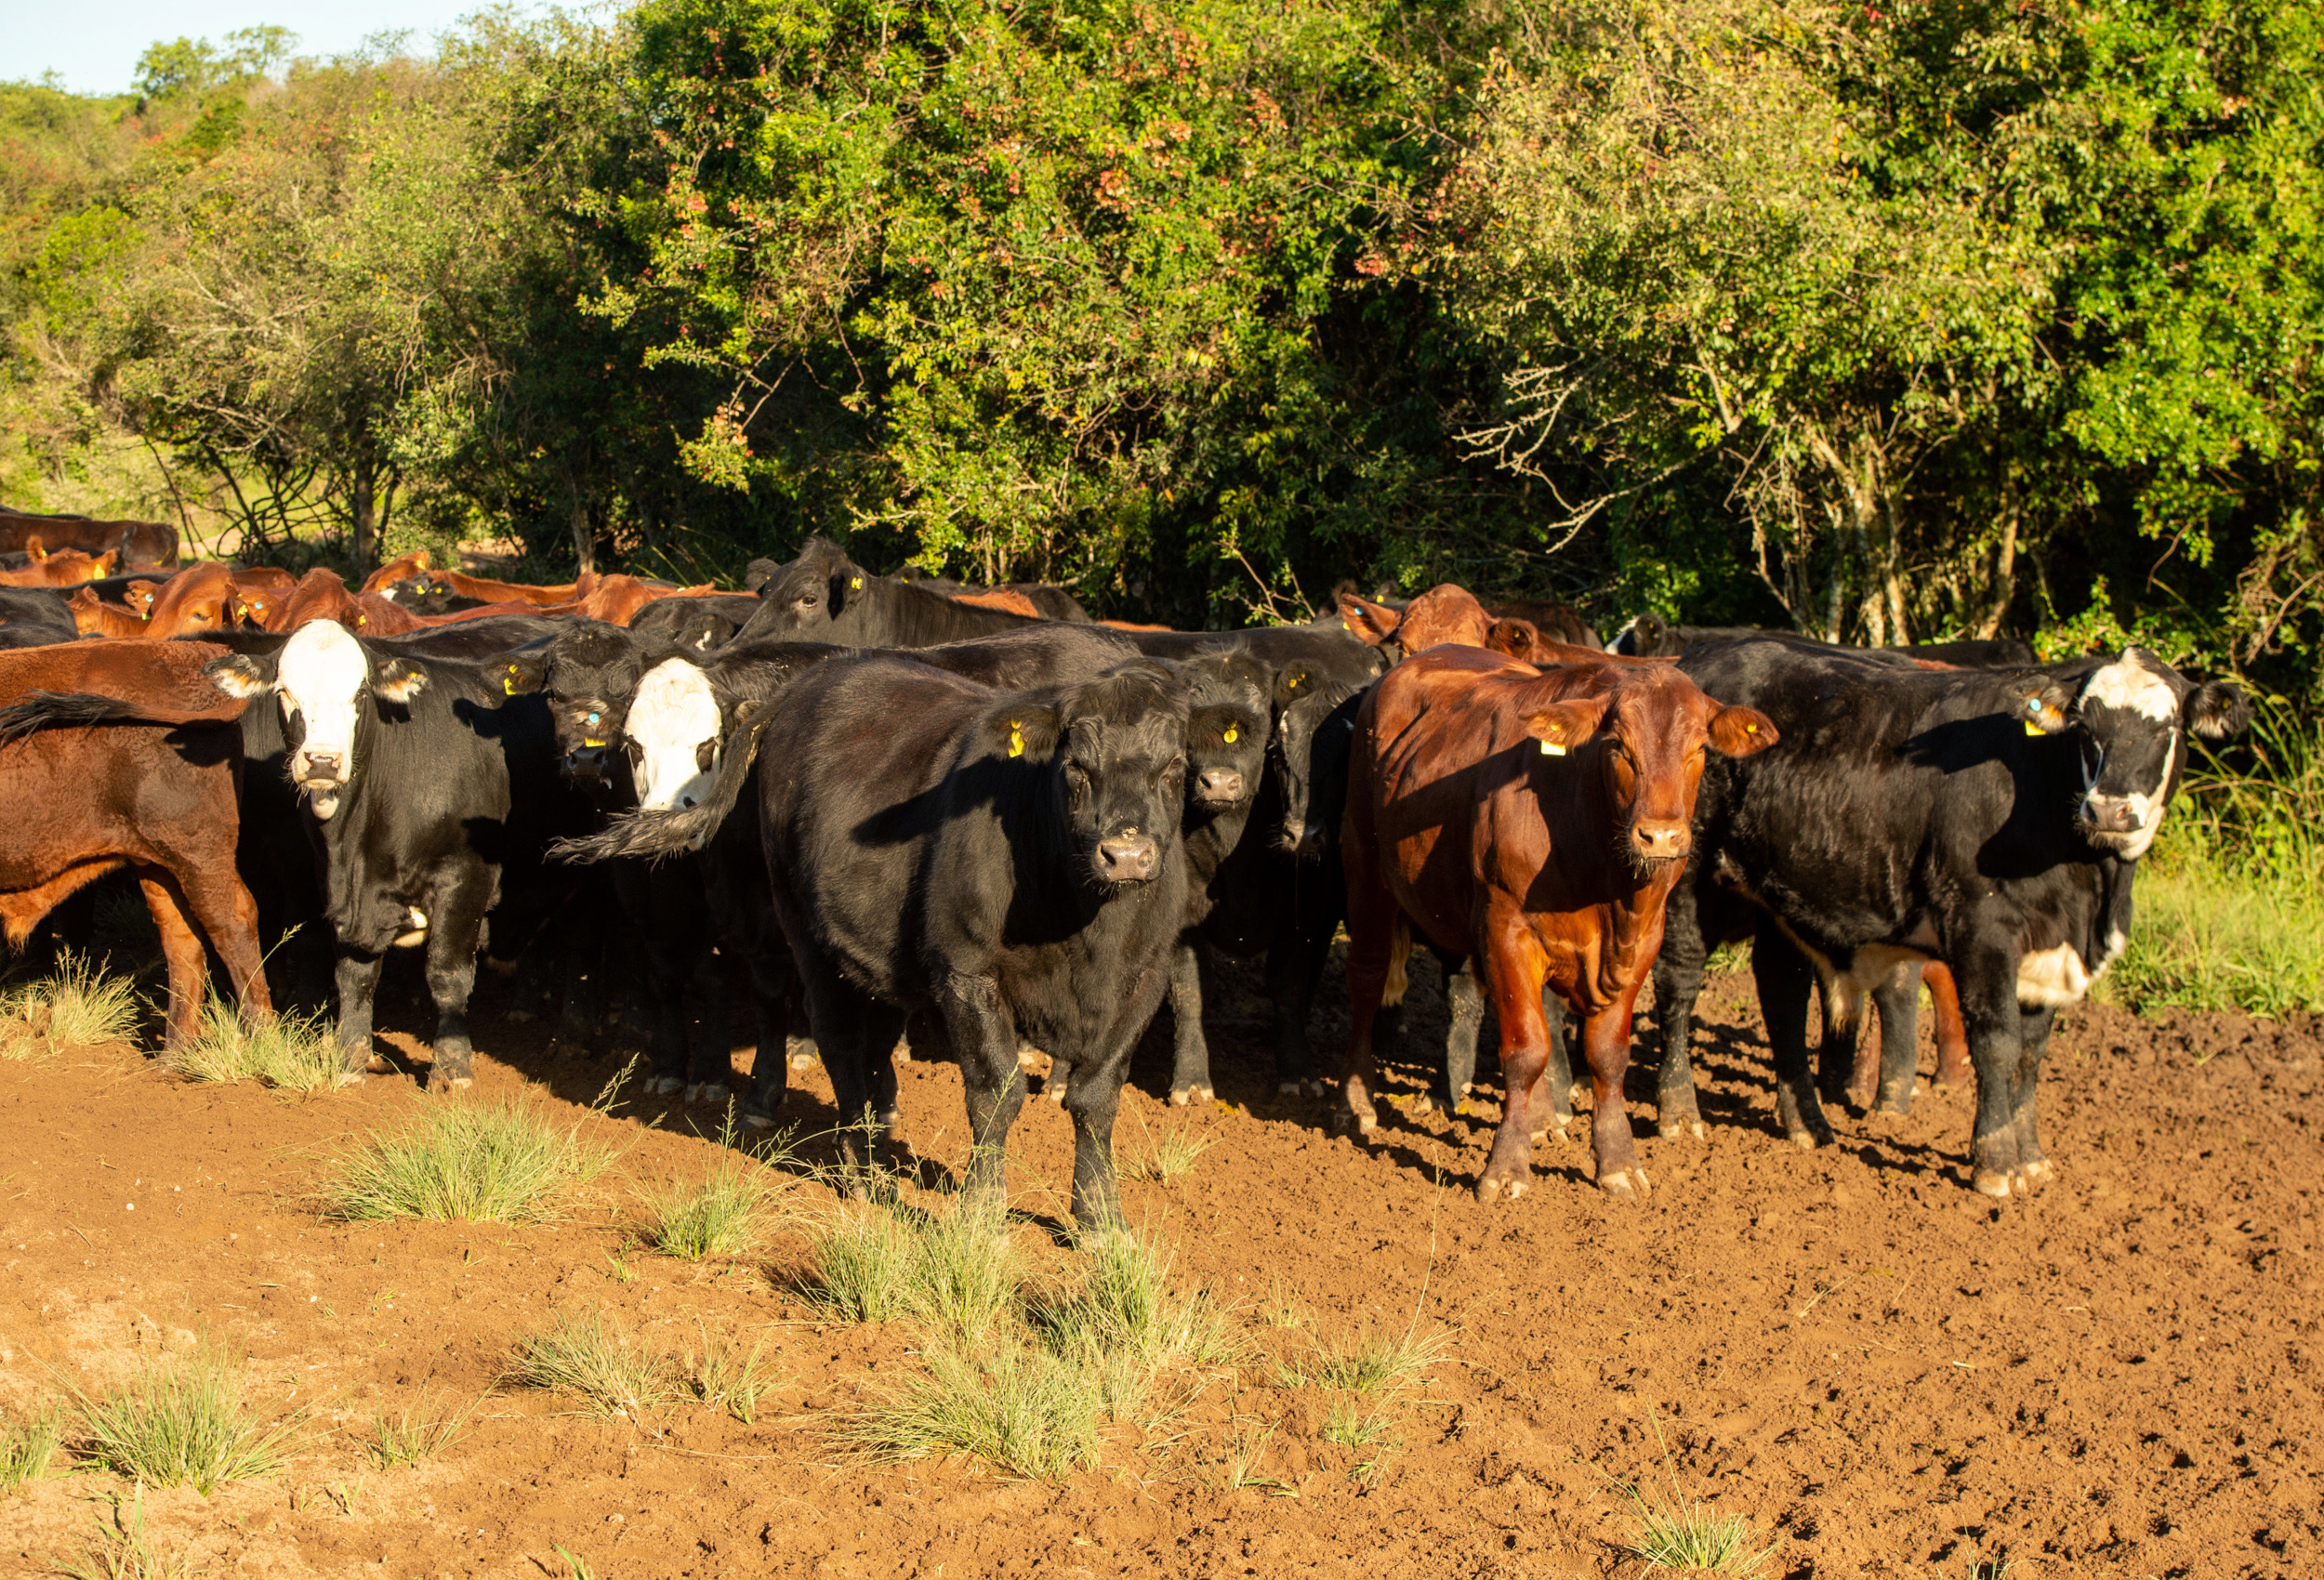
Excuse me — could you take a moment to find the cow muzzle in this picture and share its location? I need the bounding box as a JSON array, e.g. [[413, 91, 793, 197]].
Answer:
[[1096, 832, 1160, 884], [2077, 795, 2159, 856], [294, 752, 348, 820], [1195, 768, 1244, 806], [1629, 818, 1690, 866]]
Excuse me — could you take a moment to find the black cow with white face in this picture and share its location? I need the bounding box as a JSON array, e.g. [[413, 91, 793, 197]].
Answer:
[[757, 654, 1192, 1228], [205, 619, 588, 1090], [1654, 639, 2246, 1196]]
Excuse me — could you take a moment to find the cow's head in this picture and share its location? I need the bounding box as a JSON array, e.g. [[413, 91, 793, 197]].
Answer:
[[1605, 612, 1675, 657], [1524, 669, 1777, 875], [205, 620, 424, 821], [2045, 648, 2248, 859], [1177, 650, 1270, 814], [1337, 584, 1497, 663], [752, 536, 866, 637], [990, 663, 1189, 889], [145, 562, 245, 639], [627, 657, 726, 813], [1269, 659, 1372, 861], [500, 625, 654, 797]]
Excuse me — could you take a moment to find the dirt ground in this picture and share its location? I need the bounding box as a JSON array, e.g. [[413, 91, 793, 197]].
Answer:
[[1, 939, 2319, 1580]]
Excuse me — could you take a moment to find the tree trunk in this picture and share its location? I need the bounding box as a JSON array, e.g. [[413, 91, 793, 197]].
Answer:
[[1978, 459, 2020, 639], [570, 490, 596, 574], [350, 448, 376, 572]]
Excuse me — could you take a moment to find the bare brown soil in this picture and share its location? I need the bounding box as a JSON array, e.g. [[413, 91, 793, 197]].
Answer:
[[2, 945, 2319, 1579]]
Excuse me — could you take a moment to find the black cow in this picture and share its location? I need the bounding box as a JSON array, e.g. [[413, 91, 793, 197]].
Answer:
[[1653, 639, 2246, 1195], [1609, 612, 2038, 668], [205, 618, 592, 1089], [737, 537, 1042, 647], [756, 654, 1191, 1226], [0, 586, 76, 650], [894, 565, 1095, 623], [627, 592, 763, 652]]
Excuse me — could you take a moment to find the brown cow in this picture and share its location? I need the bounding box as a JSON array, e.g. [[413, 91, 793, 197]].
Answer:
[[143, 562, 255, 639], [951, 586, 1045, 619], [67, 586, 148, 638], [358, 550, 431, 597], [1339, 643, 1776, 1200], [0, 640, 271, 1046], [0, 509, 177, 567], [423, 568, 581, 606], [262, 569, 426, 635], [1338, 585, 1495, 656], [0, 546, 117, 586]]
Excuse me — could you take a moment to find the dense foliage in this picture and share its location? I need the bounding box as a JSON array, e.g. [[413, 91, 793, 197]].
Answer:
[[3, 0, 2319, 676]]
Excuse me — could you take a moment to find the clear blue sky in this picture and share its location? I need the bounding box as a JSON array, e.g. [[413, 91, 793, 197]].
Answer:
[[2, 2, 537, 96]]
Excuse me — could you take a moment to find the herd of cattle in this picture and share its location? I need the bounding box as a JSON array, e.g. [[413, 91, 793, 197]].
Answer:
[[0, 509, 2250, 1225]]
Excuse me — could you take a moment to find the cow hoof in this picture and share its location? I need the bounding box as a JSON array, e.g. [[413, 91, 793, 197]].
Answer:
[[1972, 1167, 2014, 1198], [788, 1051, 818, 1072], [647, 1075, 683, 1098], [364, 1054, 396, 1074], [1600, 1166, 1650, 1198], [741, 1110, 777, 1133], [427, 1073, 473, 1094], [2016, 1158, 2055, 1190], [1474, 1173, 1527, 1205], [1411, 1093, 1435, 1116], [1276, 1080, 1303, 1097], [1169, 1086, 1215, 1108], [1658, 1117, 1706, 1140], [335, 1071, 364, 1088], [688, 1082, 729, 1106]]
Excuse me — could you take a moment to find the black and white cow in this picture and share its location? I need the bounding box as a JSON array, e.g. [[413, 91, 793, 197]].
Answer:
[[205, 619, 589, 1089], [1653, 639, 2247, 1195]]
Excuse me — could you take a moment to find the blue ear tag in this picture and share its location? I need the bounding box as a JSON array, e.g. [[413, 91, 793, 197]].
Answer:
[[2024, 697, 2048, 736]]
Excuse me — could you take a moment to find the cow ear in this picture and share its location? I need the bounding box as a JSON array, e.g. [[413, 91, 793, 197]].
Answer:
[[204, 653, 277, 698], [1486, 617, 1538, 660], [67, 585, 97, 609], [2017, 678, 2073, 735], [498, 655, 548, 697], [988, 703, 1063, 761], [1708, 705, 1778, 757], [1522, 697, 1607, 756], [2186, 679, 2250, 740], [25, 537, 44, 560], [1191, 704, 1261, 751], [1336, 592, 1402, 649], [1274, 663, 1316, 707], [375, 658, 428, 704], [95, 551, 117, 574], [743, 557, 779, 593]]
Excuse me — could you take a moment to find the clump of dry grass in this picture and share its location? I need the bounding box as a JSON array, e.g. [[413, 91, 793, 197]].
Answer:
[[2, 953, 139, 1054], [61, 1341, 299, 1494], [332, 1099, 614, 1223], [506, 1310, 673, 1421], [169, 1002, 340, 1092]]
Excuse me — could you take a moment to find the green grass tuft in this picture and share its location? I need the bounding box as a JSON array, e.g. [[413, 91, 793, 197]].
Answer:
[[4, 953, 140, 1052], [169, 1001, 342, 1092], [507, 1310, 672, 1420], [63, 1342, 299, 1494], [686, 1325, 784, 1425], [640, 1130, 786, 1260], [801, 1204, 919, 1323], [0, 1406, 61, 1491], [1120, 1108, 1216, 1182], [841, 1342, 1103, 1479], [361, 1395, 478, 1469], [1294, 1321, 1450, 1398], [1622, 1482, 1773, 1573], [331, 1099, 614, 1223], [897, 1193, 1021, 1344], [52, 1491, 190, 1580]]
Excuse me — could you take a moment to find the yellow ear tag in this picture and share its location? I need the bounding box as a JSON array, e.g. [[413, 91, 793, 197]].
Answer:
[[1539, 739, 1566, 757], [2025, 720, 2046, 737], [503, 675, 518, 695], [2024, 698, 2047, 736], [1746, 723, 1759, 733], [1009, 724, 1024, 757], [1222, 725, 1238, 744], [583, 738, 607, 748], [850, 576, 864, 589], [1287, 676, 1300, 689]]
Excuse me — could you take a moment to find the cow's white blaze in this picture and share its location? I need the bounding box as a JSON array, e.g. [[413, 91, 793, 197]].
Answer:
[[2016, 942, 2093, 1008], [629, 658, 723, 812], [2082, 657, 2176, 721], [2081, 724, 2175, 860], [276, 620, 369, 821]]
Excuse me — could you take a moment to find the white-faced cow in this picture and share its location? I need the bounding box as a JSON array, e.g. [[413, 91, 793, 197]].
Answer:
[[1654, 640, 2247, 1196]]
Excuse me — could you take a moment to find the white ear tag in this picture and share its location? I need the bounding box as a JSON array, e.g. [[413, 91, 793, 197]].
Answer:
[[1539, 739, 1565, 757]]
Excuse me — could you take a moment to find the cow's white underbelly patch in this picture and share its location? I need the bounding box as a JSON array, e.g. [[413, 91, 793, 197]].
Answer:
[[2016, 942, 2091, 1007]]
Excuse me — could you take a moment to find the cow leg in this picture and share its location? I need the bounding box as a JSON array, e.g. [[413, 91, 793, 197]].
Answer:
[[420, 889, 495, 1093], [1059, 953, 1174, 1232], [1578, 995, 1648, 1195], [1650, 887, 1710, 1139], [1335, 879, 1402, 1138], [1166, 938, 1213, 1106], [1752, 921, 1834, 1148], [1530, 991, 1575, 1139], [1266, 908, 1336, 1096], [740, 948, 798, 1129], [1957, 944, 2026, 1195], [1868, 961, 1923, 1114], [1426, 954, 1484, 1118], [169, 862, 273, 1031], [133, 871, 208, 1051], [2007, 1004, 2057, 1191], [1813, 980, 1862, 1111], [334, 948, 388, 1080], [938, 970, 1026, 1215], [1924, 961, 1973, 1086], [1474, 926, 1555, 1203]]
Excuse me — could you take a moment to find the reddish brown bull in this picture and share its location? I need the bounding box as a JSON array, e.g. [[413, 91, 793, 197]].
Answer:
[[67, 586, 147, 638], [950, 586, 1045, 619], [1339, 643, 1777, 1200], [1337, 585, 1494, 655], [358, 550, 432, 597], [0, 640, 271, 1046], [144, 562, 254, 639], [0, 510, 177, 567]]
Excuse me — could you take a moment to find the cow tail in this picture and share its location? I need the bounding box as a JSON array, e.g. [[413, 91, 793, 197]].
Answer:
[[0, 691, 140, 744], [548, 711, 772, 866]]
